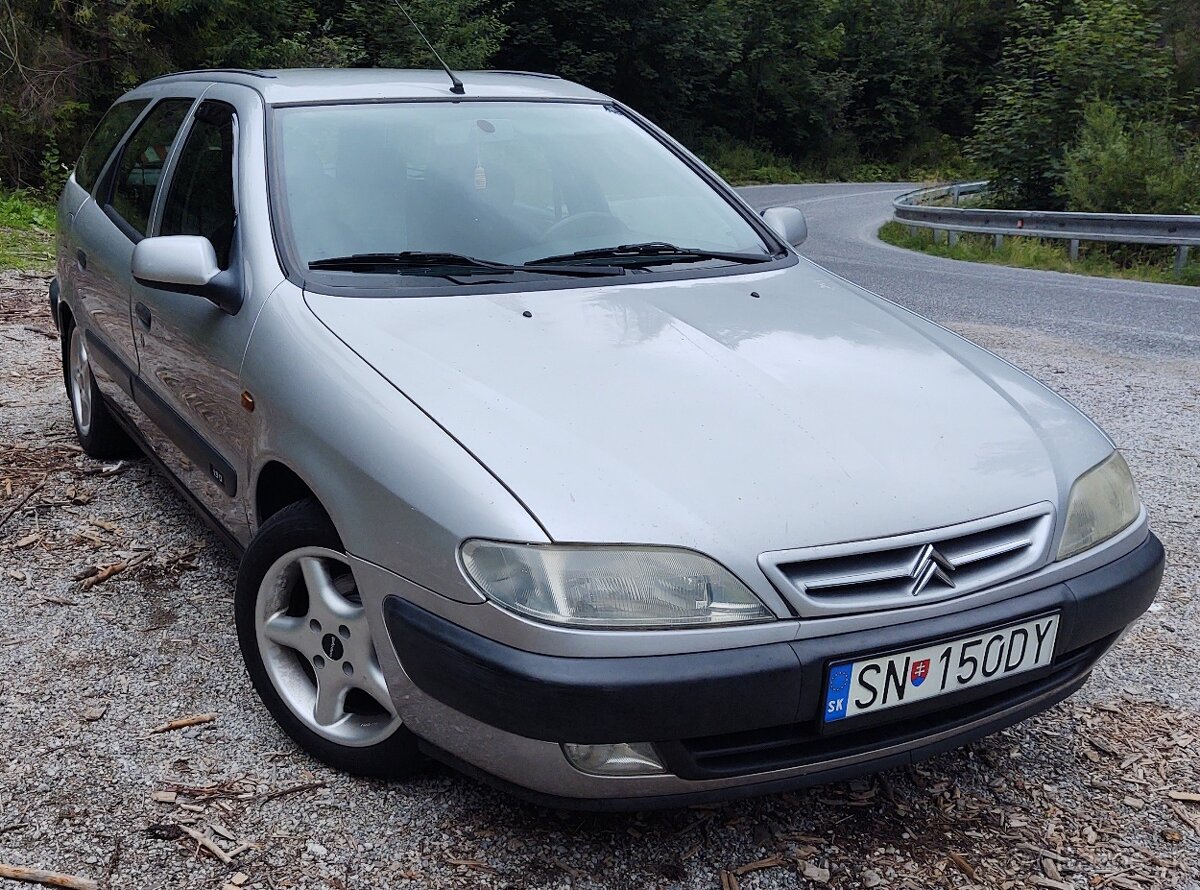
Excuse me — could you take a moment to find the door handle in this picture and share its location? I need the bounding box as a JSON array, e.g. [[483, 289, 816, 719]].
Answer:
[[75, 249, 87, 271], [134, 301, 152, 330]]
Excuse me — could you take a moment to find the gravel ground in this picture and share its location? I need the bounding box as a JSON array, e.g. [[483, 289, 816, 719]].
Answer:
[[1, 269, 1198, 890]]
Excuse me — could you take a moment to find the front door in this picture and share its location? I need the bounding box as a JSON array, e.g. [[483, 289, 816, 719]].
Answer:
[[130, 93, 257, 540]]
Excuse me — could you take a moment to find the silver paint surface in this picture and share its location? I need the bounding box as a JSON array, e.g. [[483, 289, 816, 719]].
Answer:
[[131, 235, 221, 286], [306, 260, 1114, 609]]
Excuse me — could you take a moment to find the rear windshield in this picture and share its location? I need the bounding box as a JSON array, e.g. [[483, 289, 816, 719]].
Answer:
[[272, 101, 771, 278]]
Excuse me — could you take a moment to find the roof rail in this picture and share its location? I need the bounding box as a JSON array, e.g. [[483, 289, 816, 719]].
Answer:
[[145, 68, 277, 82], [476, 70, 562, 80]]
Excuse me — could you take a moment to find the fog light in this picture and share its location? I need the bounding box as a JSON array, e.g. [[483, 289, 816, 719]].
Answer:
[[561, 742, 666, 776]]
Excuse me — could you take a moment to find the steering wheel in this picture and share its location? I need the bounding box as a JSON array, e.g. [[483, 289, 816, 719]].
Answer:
[[542, 211, 628, 243]]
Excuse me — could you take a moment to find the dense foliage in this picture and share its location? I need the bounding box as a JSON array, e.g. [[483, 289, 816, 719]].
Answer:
[[969, 0, 1192, 209], [0, 0, 502, 189], [1, 0, 1197, 212], [1062, 102, 1200, 214]]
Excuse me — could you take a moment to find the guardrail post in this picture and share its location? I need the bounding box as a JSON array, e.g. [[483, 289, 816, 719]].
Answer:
[[994, 234, 1004, 250], [1176, 246, 1190, 276], [1068, 239, 1080, 262], [952, 184, 960, 207], [948, 230, 959, 247]]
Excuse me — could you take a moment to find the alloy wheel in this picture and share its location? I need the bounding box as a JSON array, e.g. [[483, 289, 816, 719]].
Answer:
[[254, 546, 400, 747], [68, 326, 93, 437]]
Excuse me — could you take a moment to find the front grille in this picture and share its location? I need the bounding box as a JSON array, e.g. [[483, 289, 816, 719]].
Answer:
[[759, 504, 1054, 618], [656, 633, 1113, 780]]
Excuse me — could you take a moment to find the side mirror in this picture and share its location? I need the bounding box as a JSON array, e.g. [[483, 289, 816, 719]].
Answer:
[[762, 206, 808, 247], [132, 235, 242, 314]]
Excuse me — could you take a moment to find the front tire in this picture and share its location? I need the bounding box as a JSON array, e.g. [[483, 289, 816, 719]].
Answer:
[[62, 319, 133, 459], [235, 499, 422, 779]]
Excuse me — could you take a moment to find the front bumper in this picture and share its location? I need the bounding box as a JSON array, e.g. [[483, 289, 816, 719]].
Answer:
[[379, 532, 1163, 809]]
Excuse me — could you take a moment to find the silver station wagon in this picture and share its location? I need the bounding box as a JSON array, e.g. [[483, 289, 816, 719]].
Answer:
[[53, 68, 1163, 809]]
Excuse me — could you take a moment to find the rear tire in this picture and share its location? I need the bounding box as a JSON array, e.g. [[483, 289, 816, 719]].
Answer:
[[61, 317, 133, 460], [235, 498, 423, 779]]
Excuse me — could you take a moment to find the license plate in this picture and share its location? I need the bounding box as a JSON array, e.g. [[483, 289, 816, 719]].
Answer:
[[823, 614, 1059, 723]]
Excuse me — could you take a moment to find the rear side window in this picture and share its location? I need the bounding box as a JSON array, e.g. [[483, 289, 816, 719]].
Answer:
[[105, 98, 193, 237], [161, 101, 237, 269], [75, 100, 149, 192]]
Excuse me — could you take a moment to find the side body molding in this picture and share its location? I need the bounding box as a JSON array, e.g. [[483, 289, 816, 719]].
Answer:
[[84, 327, 238, 496]]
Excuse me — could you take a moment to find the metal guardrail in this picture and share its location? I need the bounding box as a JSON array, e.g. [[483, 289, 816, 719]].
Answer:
[[893, 181, 1199, 274]]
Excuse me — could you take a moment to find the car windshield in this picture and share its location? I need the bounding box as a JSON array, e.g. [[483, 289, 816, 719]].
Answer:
[[273, 101, 774, 279]]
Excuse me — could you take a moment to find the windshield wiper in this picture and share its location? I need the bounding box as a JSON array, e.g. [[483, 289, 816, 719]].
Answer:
[[309, 251, 622, 278], [525, 242, 773, 268]]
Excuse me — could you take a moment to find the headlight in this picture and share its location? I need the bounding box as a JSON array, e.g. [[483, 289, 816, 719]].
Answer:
[[1057, 451, 1141, 560], [459, 540, 773, 629]]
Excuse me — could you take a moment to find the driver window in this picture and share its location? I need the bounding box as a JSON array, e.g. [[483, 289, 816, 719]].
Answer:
[[160, 101, 237, 269]]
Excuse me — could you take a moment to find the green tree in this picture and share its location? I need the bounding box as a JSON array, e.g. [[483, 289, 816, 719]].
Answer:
[[327, 0, 503, 69], [493, 0, 849, 160], [1159, 0, 1200, 130], [831, 0, 944, 160], [494, 0, 740, 129], [0, 0, 503, 190], [1062, 100, 1200, 213], [968, 2, 1062, 207], [2, 0, 1199, 193], [971, 0, 1178, 209], [926, 0, 1019, 141], [705, 0, 847, 156]]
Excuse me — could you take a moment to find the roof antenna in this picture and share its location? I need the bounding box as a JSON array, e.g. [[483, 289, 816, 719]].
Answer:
[[391, 0, 466, 95]]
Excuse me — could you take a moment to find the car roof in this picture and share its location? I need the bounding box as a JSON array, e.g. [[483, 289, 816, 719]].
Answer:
[[138, 68, 610, 105]]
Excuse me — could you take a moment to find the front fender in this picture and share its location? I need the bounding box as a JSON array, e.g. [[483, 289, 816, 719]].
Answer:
[[241, 285, 548, 603]]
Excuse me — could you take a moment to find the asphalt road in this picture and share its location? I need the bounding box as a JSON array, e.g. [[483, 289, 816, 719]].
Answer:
[[737, 182, 1200, 358]]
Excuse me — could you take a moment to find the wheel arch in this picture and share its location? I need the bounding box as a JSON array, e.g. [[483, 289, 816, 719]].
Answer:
[[255, 459, 321, 527], [58, 299, 75, 333], [58, 301, 77, 385]]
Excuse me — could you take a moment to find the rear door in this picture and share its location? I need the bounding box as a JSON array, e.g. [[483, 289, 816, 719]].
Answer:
[[58, 98, 150, 336], [71, 91, 201, 412]]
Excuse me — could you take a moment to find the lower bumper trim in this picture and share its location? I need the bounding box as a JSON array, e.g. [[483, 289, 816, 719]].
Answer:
[[656, 630, 1116, 780], [386, 597, 804, 742], [418, 665, 1091, 812]]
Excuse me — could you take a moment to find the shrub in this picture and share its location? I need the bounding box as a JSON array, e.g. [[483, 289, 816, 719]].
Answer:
[[1062, 102, 1200, 214], [698, 141, 814, 185]]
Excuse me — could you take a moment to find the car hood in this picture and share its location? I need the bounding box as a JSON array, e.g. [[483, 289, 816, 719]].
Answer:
[[305, 261, 1109, 579]]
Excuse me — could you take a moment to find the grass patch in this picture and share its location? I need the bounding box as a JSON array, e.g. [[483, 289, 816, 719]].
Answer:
[[701, 145, 925, 186], [702, 142, 816, 186], [878, 220, 1200, 287], [0, 190, 55, 272], [699, 141, 982, 187]]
